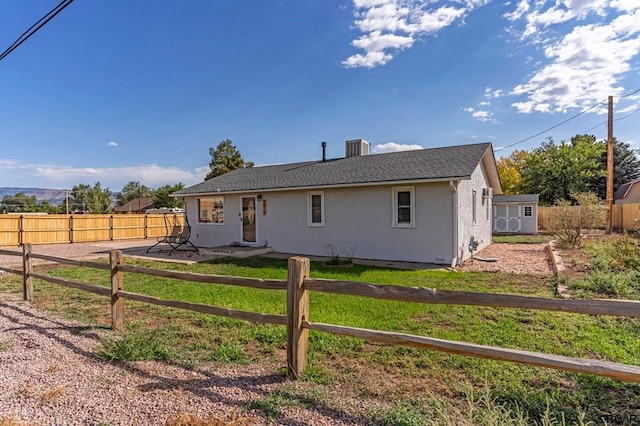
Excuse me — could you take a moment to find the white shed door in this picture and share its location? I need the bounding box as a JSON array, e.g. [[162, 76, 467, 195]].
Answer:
[[494, 204, 521, 233]]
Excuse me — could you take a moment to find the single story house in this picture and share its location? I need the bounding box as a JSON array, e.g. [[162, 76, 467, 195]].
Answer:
[[114, 197, 155, 214], [173, 140, 503, 265], [614, 179, 640, 204], [492, 194, 539, 234]]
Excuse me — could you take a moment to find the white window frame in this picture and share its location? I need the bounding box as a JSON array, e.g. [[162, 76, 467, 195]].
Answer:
[[307, 191, 324, 227], [392, 186, 415, 228], [472, 190, 477, 225], [524, 206, 533, 217], [197, 196, 224, 224]]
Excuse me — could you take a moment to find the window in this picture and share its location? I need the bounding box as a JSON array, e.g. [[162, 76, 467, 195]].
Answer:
[[197, 197, 224, 223], [308, 191, 324, 226], [524, 206, 533, 217], [393, 187, 415, 227], [472, 190, 477, 225]]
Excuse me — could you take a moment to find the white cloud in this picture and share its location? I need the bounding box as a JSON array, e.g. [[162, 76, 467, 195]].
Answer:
[[372, 142, 424, 153], [506, 1, 640, 114], [107, 141, 118, 147], [343, 0, 489, 68], [464, 106, 497, 123], [0, 160, 203, 190]]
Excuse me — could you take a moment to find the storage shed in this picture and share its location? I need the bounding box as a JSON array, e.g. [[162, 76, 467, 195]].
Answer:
[[493, 194, 539, 234]]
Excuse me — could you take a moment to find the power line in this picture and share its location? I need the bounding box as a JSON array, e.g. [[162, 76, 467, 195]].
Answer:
[[619, 87, 640, 98], [0, 0, 74, 62], [495, 98, 607, 152], [581, 108, 640, 134]]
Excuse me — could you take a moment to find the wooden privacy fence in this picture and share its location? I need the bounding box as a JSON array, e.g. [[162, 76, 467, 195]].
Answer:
[[0, 214, 183, 246], [538, 203, 640, 231], [2, 244, 640, 382]]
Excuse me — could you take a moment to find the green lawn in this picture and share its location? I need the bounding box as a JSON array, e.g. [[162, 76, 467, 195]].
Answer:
[[1, 255, 639, 424], [492, 234, 554, 243]]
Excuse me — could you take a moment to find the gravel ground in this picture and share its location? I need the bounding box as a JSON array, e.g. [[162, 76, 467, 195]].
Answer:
[[459, 242, 554, 276], [0, 292, 375, 426]]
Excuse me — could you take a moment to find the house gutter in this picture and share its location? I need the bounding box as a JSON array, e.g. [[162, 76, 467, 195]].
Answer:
[[450, 179, 459, 267]]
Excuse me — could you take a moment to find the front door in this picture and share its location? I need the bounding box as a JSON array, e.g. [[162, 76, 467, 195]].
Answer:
[[241, 196, 257, 244]]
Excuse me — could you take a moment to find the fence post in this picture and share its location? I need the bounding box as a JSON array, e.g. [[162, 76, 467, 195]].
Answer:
[[22, 243, 33, 301], [69, 215, 74, 243], [286, 256, 310, 379], [110, 250, 125, 332], [109, 215, 114, 241]]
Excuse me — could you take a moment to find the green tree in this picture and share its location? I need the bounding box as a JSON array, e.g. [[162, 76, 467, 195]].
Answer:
[[116, 181, 153, 207], [153, 183, 185, 208], [595, 139, 640, 200], [70, 184, 91, 212], [86, 182, 113, 214], [205, 139, 254, 180], [496, 150, 529, 194], [0, 193, 38, 213], [519, 136, 606, 205]]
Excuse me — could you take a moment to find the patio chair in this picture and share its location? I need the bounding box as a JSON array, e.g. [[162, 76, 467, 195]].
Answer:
[[146, 213, 198, 254]]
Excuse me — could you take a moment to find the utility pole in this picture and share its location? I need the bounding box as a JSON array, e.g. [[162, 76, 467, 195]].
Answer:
[[605, 95, 614, 234]]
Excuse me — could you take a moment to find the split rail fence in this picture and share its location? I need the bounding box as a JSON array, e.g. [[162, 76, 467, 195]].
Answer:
[[1, 244, 640, 382], [0, 214, 184, 246], [538, 203, 640, 231]]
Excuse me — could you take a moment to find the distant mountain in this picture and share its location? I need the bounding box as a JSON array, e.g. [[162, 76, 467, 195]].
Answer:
[[0, 187, 68, 205]]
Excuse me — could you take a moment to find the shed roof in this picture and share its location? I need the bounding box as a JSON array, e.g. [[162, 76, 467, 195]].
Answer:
[[614, 179, 640, 201], [175, 142, 499, 196], [493, 194, 539, 203]]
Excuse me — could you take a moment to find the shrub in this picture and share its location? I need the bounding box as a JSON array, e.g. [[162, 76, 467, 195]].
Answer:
[[549, 192, 605, 248]]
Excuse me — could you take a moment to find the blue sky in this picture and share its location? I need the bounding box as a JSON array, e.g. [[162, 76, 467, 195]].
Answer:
[[1, 0, 639, 191]]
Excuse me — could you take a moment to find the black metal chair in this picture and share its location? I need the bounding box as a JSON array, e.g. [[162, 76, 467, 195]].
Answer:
[[146, 213, 198, 254]]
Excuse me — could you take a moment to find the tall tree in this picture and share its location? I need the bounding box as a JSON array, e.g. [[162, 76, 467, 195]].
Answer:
[[496, 150, 529, 195], [205, 139, 254, 180], [594, 139, 640, 200], [153, 183, 185, 208], [70, 184, 91, 212], [86, 182, 113, 214], [519, 136, 606, 205], [116, 181, 153, 207]]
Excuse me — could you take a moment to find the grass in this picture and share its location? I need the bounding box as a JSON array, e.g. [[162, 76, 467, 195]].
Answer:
[[492, 234, 554, 244], [1, 252, 639, 423]]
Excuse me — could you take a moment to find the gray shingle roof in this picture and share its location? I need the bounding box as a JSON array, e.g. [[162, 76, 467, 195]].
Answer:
[[175, 142, 493, 195], [493, 194, 539, 203]]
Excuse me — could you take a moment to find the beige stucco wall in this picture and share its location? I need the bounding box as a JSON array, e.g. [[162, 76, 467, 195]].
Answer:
[[186, 182, 457, 263], [456, 162, 493, 262]]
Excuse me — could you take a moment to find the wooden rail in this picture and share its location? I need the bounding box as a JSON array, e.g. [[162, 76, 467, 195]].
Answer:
[[304, 278, 640, 317], [2, 246, 640, 383]]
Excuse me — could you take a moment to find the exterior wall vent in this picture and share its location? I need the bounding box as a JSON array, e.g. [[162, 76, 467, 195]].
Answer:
[[345, 139, 370, 158]]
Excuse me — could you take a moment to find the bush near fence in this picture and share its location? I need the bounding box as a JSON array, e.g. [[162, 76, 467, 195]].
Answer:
[[0, 214, 182, 246], [538, 203, 640, 232], [1, 245, 640, 383]]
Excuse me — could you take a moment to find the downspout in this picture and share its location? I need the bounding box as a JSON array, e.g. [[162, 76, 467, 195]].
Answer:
[[450, 180, 459, 267]]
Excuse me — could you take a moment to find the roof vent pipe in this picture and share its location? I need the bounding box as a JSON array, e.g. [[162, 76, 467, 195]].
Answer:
[[321, 141, 327, 162]]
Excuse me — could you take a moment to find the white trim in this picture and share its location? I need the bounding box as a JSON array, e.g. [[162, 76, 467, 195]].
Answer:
[[392, 186, 415, 228], [174, 176, 473, 198], [307, 191, 325, 227], [472, 190, 477, 226], [240, 196, 258, 244]]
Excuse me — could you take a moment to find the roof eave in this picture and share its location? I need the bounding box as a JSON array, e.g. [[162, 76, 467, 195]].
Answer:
[[173, 176, 472, 197]]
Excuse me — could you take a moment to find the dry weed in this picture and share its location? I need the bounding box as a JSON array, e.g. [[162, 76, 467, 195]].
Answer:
[[164, 410, 256, 426], [38, 385, 66, 407]]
